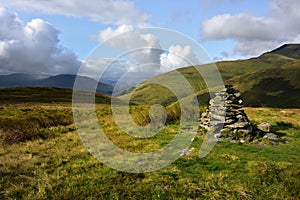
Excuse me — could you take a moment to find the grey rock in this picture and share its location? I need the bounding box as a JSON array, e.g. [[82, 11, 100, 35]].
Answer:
[[227, 122, 249, 129], [284, 141, 290, 145], [258, 122, 272, 132], [179, 147, 195, 156], [234, 92, 241, 98], [270, 141, 279, 146], [264, 133, 279, 140]]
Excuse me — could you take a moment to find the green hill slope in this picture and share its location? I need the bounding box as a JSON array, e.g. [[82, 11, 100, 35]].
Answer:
[[267, 43, 300, 59], [226, 60, 300, 107], [118, 44, 300, 108]]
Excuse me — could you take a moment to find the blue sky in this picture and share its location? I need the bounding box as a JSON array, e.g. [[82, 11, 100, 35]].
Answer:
[[0, 0, 299, 76], [4, 0, 270, 60]]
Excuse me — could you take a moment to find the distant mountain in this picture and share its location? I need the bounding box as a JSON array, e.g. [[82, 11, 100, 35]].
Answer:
[[0, 73, 50, 87], [30, 74, 113, 95], [117, 44, 300, 108], [0, 73, 113, 95]]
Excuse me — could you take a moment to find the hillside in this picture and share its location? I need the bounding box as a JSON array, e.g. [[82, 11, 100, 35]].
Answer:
[[267, 43, 300, 59], [0, 87, 111, 104], [226, 60, 300, 107], [118, 44, 300, 108]]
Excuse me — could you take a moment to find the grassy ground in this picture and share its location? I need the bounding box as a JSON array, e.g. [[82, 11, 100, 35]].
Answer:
[[0, 103, 299, 199]]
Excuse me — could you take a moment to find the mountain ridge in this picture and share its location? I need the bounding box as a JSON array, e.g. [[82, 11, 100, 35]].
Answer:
[[0, 73, 113, 95]]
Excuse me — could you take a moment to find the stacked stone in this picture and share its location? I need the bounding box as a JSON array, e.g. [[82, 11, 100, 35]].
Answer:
[[200, 85, 253, 138]]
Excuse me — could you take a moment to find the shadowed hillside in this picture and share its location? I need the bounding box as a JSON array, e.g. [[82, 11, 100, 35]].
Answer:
[[226, 60, 300, 107]]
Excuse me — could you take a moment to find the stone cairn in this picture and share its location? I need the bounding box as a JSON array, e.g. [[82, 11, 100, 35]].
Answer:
[[199, 85, 261, 141]]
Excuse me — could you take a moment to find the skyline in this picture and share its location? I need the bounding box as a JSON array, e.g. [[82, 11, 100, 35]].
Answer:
[[0, 0, 300, 77]]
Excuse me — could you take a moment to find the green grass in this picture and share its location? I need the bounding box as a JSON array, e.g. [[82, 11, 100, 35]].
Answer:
[[0, 104, 74, 144], [0, 103, 299, 199]]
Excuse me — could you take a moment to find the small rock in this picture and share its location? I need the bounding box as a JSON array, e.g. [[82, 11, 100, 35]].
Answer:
[[136, 160, 146, 165], [284, 141, 290, 145], [179, 147, 195, 156], [270, 141, 279, 146], [234, 92, 241, 98], [227, 122, 249, 129], [258, 122, 272, 132], [265, 133, 279, 140]]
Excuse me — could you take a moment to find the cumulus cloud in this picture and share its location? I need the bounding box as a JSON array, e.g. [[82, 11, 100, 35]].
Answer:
[[98, 25, 160, 50], [81, 58, 131, 79], [98, 25, 163, 71], [0, 7, 81, 74], [78, 25, 201, 83], [0, 0, 148, 26], [97, 25, 200, 73], [201, 0, 300, 56], [160, 45, 199, 72]]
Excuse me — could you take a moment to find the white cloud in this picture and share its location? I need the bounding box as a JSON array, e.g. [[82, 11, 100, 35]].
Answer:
[[0, 7, 80, 74], [0, 0, 148, 26], [98, 25, 163, 70], [202, 13, 278, 41], [98, 25, 161, 50], [80, 58, 129, 80], [78, 25, 202, 85], [160, 45, 199, 72], [97, 26, 200, 74], [201, 0, 300, 56]]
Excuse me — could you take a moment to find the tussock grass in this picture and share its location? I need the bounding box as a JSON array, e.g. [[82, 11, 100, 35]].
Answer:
[[0, 104, 74, 144], [0, 104, 299, 199]]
